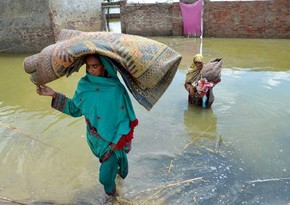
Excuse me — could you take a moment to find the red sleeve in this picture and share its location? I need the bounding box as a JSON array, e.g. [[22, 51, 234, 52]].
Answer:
[[115, 119, 139, 150]]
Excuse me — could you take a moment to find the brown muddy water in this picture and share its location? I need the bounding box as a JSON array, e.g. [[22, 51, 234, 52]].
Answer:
[[1, 36, 290, 205]]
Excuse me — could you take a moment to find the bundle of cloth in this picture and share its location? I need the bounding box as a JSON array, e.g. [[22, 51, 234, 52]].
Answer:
[[201, 58, 222, 85], [199, 58, 222, 107], [195, 58, 222, 96], [23, 29, 182, 110]]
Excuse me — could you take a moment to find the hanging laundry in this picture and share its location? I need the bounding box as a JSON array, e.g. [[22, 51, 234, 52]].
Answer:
[[179, 0, 203, 37]]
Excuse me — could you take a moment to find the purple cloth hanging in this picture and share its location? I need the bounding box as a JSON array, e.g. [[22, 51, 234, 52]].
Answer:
[[179, 0, 202, 36]]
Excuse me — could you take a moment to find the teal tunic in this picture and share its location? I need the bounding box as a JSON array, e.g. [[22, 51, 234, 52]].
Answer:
[[51, 55, 137, 194]]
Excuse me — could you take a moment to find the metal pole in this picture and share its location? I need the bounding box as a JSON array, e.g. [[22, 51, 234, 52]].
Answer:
[[199, 0, 204, 54]]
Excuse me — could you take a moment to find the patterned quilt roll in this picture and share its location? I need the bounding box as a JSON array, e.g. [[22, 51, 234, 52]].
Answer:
[[23, 29, 182, 110]]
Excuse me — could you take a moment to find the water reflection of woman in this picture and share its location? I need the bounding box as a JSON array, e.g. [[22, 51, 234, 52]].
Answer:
[[183, 105, 217, 142], [36, 54, 138, 196]]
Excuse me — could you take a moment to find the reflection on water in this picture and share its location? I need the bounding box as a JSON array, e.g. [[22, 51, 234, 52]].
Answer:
[[1, 37, 290, 204], [215, 69, 290, 177], [183, 106, 218, 143]]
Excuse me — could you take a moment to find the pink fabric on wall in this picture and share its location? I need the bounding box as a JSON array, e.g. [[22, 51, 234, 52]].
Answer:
[[179, 0, 203, 36]]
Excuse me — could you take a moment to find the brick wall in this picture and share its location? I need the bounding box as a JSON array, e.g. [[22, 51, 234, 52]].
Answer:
[[0, 0, 55, 52], [203, 0, 290, 38], [1, 0, 289, 52], [121, 1, 179, 36], [121, 0, 290, 38]]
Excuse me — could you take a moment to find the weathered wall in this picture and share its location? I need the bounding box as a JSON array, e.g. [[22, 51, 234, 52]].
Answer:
[[1, 0, 288, 52], [203, 0, 290, 38], [0, 0, 104, 52], [50, 0, 104, 39], [120, 0, 182, 36], [0, 0, 55, 52], [121, 0, 290, 38]]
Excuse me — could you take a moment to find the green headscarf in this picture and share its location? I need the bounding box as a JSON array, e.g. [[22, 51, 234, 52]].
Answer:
[[74, 55, 137, 144]]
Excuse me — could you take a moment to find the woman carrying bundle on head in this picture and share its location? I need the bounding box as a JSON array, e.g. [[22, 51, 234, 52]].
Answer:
[[184, 54, 222, 108], [36, 54, 138, 196]]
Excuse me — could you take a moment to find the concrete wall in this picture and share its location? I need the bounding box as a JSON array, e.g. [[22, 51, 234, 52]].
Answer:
[[121, 0, 290, 38], [0, 0, 55, 52], [0, 0, 104, 52], [50, 0, 104, 40]]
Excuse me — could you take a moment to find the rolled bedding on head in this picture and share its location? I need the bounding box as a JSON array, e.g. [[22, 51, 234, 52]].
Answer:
[[23, 29, 182, 110]]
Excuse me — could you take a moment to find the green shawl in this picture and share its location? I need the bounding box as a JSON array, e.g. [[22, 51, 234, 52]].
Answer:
[[74, 56, 136, 144]]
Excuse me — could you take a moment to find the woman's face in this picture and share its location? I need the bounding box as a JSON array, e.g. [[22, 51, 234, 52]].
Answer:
[[85, 56, 106, 76], [194, 61, 203, 69]]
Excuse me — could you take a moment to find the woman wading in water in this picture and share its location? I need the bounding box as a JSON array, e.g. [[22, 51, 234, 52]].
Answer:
[[36, 54, 138, 196], [184, 54, 221, 108]]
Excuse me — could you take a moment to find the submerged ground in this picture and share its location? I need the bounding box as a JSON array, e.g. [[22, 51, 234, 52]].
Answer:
[[1, 37, 290, 204]]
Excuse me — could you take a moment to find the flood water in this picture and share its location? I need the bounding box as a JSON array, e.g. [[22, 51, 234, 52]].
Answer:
[[1, 36, 290, 205]]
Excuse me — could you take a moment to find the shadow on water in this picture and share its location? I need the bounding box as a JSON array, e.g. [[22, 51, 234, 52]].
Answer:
[[1, 36, 290, 205]]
